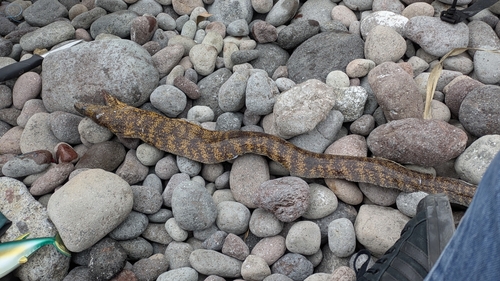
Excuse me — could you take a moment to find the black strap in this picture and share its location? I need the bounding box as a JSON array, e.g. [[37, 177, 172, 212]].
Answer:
[[440, 0, 499, 23], [353, 249, 373, 278]]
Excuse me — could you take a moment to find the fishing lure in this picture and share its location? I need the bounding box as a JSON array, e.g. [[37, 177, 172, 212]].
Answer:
[[0, 233, 71, 278], [0, 211, 11, 237]]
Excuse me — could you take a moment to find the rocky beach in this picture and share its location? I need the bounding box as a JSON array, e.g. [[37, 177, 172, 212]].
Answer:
[[1, 0, 500, 280]]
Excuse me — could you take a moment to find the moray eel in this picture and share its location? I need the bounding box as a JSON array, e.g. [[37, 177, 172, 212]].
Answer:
[[0, 233, 70, 278], [74, 91, 476, 206]]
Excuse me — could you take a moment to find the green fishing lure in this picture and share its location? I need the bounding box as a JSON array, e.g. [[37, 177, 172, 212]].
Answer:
[[0, 233, 71, 278]]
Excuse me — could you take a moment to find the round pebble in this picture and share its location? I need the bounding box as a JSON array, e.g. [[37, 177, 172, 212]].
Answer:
[[216, 201, 251, 235], [302, 183, 338, 219], [328, 218, 356, 257], [285, 221, 321, 255], [47, 169, 133, 252], [271, 253, 314, 281], [109, 211, 149, 240], [165, 217, 189, 241], [171, 180, 217, 231], [241, 255, 272, 281], [254, 177, 310, 222], [165, 241, 194, 269]]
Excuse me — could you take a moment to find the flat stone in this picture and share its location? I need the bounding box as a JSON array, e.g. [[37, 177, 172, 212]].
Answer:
[[404, 16, 469, 57], [367, 118, 467, 166], [47, 169, 133, 252], [287, 32, 364, 83], [189, 249, 243, 278], [42, 39, 158, 114]]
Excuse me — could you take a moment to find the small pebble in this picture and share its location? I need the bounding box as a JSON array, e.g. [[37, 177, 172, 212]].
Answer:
[[271, 253, 314, 281], [132, 253, 169, 281], [222, 233, 250, 261], [165, 217, 189, 241], [88, 238, 128, 280], [171, 180, 218, 231], [216, 201, 251, 235], [328, 218, 356, 258], [285, 221, 321, 255], [241, 255, 272, 281], [254, 177, 310, 222], [109, 211, 149, 240], [165, 241, 194, 269]]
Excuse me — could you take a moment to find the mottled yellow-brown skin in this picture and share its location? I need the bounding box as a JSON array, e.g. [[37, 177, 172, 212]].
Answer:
[[74, 91, 476, 206]]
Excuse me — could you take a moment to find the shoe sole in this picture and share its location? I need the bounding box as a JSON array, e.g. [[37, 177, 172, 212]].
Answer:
[[419, 194, 455, 269]]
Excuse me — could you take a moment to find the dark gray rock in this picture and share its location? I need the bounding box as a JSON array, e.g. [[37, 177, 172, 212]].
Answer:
[[23, 0, 69, 27], [0, 38, 13, 57], [49, 111, 83, 144], [90, 10, 138, 38], [0, 16, 17, 36], [271, 253, 314, 281], [71, 7, 107, 29], [277, 20, 320, 49], [75, 141, 126, 171], [88, 238, 127, 280], [63, 266, 93, 281], [109, 211, 149, 240], [131, 185, 163, 214], [287, 32, 364, 83], [250, 43, 289, 77], [193, 68, 232, 118], [459, 85, 500, 137]]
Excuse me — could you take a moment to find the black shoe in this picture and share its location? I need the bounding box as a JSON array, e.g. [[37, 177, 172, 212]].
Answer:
[[355, 194, 455, 281]]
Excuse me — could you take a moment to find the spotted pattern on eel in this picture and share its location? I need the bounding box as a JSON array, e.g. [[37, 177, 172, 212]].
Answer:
[[74, 91, 476, 206]]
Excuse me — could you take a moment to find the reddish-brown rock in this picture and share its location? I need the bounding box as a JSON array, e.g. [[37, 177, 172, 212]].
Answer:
[[368, 62, 423, 121], [367, 118, 467, 166]]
